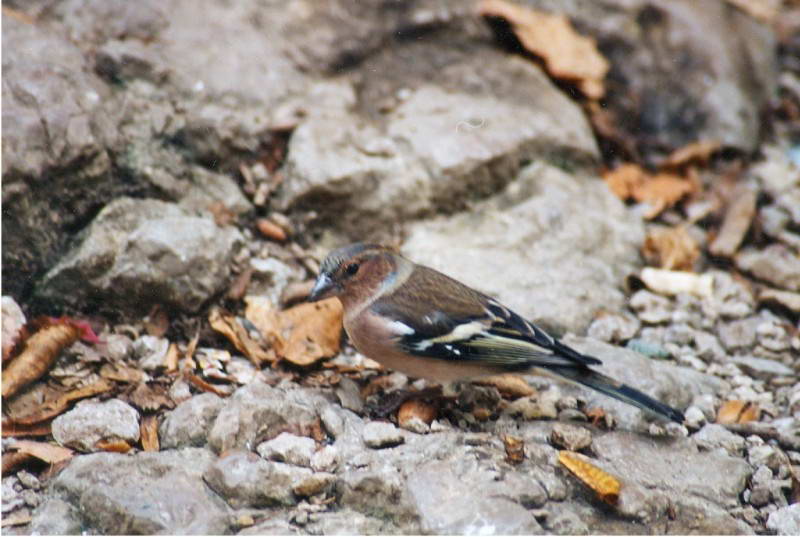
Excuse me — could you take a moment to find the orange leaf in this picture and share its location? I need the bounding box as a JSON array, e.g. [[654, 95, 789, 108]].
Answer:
[[602, 164, 696, 219], [558, 450, 620, 504], [476, 374, 535, 399], [716, 400, 760, 424], [503, 434, 525, 465], [398, 399, 438, 427], [8, 379, 112, 425], [1, 421, 52, 437], [642, 225, 700, 271], [478, 0, 609, 99], [208, 307, 273, 367], [11, 439, 73, 464], [95, 439, 132, 453], [2, 322, 80, 398], [141, 415, 160, 452]]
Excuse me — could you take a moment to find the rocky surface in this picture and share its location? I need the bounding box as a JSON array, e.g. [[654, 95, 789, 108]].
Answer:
[[2, 1, 798, 535]]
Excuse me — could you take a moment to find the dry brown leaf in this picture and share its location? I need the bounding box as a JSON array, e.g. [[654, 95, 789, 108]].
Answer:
[[245, 296, 343, 367], [144, 305, 169, 338], [2, 322, 80, 398], [100, 363, 146, 384], [398, 399, 437, 427], [1, 421, 52, 437], [140, 415, 160, 452], [603, 164, 697, 219], [278, 299, 344, 366], [8, 379, 113, 426], [1, 6, 36, 25], [95, 439, 132, 453], [208, 201, 237, 227], [183, 371, 234, 397], [256, 218, 287, 241], [11, 439, 73, 464], [476, 374, 535, 399], [716, 400, 760, 424], [662, 140, 721, 170], [709, 186, 757, 258], [642, 225, 700, 271], [209, 307, 273, 367], [126, 382, 174, 412], [227, 267, 254, 301], [558, 450, 620, 505], [503, 434, 525, 464], [165, 343, 180, 373], [478, 0, 609, 99], [1, 451, 34, 475]]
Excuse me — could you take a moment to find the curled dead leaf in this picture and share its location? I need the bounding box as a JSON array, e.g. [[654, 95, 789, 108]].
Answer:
[[478, 0, 609, 98], [558, 450, 620, 504], [8, 379, 112, 426], [709, 186, 757, 258], [10, 439, 73, 464], [2, 321, 81, 398], [503, 434, 525, 465], [209, 307, 273, 367], [662, 140, 721, 170], [245, 296, 343, 367], [642, 225, 700, 271], [140, 414, 160, 452], [476, 374, 535, 399], [1, 421, 52, 438], [716, 400, 760, 424], [398, 399, 437, 427], [95, 439, 132, 453], [603, 164, 697, 219]]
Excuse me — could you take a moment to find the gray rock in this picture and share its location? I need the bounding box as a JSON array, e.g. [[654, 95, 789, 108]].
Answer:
[[36, 198, 244, 314], [693, 424, 745, 455], [505, 388, 560, 421], [732, 356, 795, 379], [304, 509, 387, 535], [594, 431, 751, 510], [51, 448, 229, 534], [718, 317, 760, 350], [16, 471, 40, 491], [748, 444, 784, 472], [256, 432, 317, 467], [208, 382, 325, 453], [546, 0, 776, 162], [630, 290, 674, 325], [736, 245, 800, 292], [693, 331, 726, 361], [407, 459, 543, 535], [404, 162, 642, 334], [238, 517, 299, 536], [52, 398, 140, 452], [292, 472, 336, 498], [159, 393, 225, 449], [336, 468, 416, 525], [203, 450, 310, 508], [587, 312, 640, 343], [560, 337, 724, 429], [2, 477, 23, 514], [132, 335, 169, 372], [550, 423, 592, 452], [362, 422, 405, 449], [311, 445, 340, 473], [544, 504, 589, 535], [683, 406, 708, 429], [767, 503, 800, 536], [249, 257, 303, 307], [280, 50, 600, 237], [29, 498, 82, 536]]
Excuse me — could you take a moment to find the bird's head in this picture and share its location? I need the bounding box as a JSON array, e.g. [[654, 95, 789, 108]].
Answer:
[[308, 243, 401, 306]]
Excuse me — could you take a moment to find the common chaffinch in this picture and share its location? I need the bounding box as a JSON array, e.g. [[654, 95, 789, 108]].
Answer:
[[309, 243, 685, 423]]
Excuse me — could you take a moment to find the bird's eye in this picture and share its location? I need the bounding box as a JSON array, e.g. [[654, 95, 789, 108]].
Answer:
[[344, 263, 360, 276]]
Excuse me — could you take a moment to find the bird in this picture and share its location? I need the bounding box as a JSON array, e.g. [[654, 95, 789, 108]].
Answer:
[[308, 242, 685, 423]]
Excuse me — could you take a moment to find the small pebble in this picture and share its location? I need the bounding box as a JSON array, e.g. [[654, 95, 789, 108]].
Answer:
[[362, 422, 404, 449]]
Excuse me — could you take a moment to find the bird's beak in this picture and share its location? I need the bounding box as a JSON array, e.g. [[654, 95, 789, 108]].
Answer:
[[308, 273, 335, 302]]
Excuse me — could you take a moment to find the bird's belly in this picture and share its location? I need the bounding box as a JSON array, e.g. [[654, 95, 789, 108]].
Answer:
[[344, 311, 497, 383]]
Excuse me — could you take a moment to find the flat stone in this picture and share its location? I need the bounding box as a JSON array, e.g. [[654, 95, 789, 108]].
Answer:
[[692, 424, 745, 455], [51, 448, 229, 534], [35, 197, 244, 314], [362, 422, 405, 449], [736, 245, 800, 292], [731, 356, 794, 379], [52, 398, 140, 452], [29, 498, 82, 536], [257, 432, 317, 467], [550, 423, 592, 452], [159, 393, 225, 449], [204, 450, 310, 508]]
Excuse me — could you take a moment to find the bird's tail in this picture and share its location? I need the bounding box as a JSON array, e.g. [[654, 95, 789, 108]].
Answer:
[[547, 366, 685, 424]]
